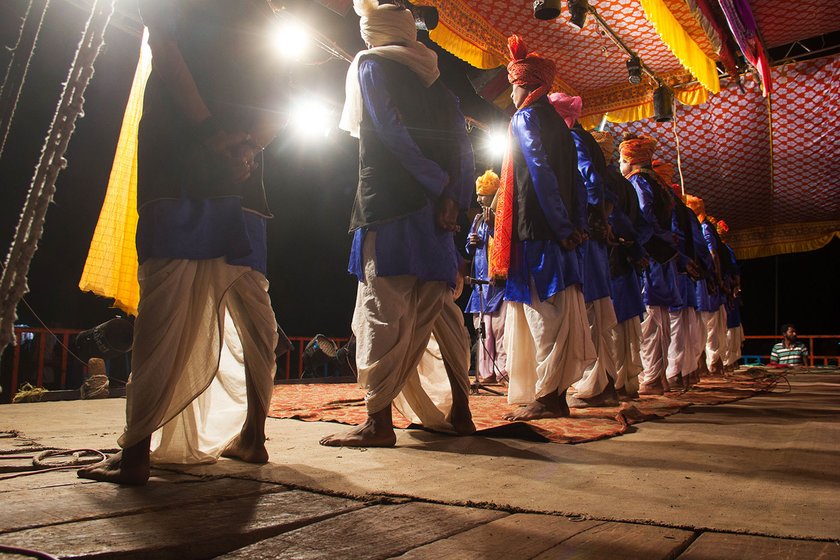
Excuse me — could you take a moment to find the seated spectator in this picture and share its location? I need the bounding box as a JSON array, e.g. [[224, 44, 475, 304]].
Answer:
[[770, 324, 809, 366]]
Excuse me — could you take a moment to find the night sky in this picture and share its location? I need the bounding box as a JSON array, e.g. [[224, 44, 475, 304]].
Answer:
[[0, 0, 837, 357]]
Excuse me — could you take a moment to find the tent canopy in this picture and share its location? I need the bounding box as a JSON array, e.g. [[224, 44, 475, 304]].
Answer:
[[414, 0, 840, 257]]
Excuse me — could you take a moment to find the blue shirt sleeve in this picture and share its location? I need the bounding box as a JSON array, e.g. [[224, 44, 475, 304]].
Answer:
[[512, 109, 575, 241], [444, 94, 475, 210], [571, 130, 605, 206], [359, 59, 449, 199], [629, 175, 657, 246]]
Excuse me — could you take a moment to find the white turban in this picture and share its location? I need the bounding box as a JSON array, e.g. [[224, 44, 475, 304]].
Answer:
[[339, 0, 440, 138]]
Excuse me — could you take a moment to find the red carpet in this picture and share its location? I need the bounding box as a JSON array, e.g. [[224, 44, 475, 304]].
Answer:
[[268, 370, 781, 444]]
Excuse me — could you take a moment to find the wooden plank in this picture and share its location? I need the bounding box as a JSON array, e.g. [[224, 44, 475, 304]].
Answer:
[[0, 475, 289, 534], [677, 532, 839, 560], [534, 521, 696, 560], [220, 502, 507, 559], [398, 513, 602, 559], [0, 489, 361, 559]]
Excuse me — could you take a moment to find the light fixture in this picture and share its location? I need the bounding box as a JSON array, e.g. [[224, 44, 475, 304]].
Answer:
[[653, 85, 674, 122], [626, 56, 642, 84], [290, 99, 334, 139], [567, 0, 589, 29], [533, 0, 562, 20], [486, 130, 509, 161], [272, 16, 312, 60], [379, 0, 439, 30]]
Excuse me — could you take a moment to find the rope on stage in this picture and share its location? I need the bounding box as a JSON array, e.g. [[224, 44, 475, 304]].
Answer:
[[0, 0, 116, 366]]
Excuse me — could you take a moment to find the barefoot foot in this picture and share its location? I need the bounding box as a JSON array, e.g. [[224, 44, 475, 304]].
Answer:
[[77, 450, 150, 486], [319, 417, 397, 448], [504, 392, 570, 421], [222, 435, 269, 464]]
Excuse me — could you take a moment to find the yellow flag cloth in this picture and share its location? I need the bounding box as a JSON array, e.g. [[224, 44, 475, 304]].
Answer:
[[78, 30, 151, 316]]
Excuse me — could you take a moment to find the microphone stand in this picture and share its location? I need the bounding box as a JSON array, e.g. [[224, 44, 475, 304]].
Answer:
[[467, 266, 504, 396]]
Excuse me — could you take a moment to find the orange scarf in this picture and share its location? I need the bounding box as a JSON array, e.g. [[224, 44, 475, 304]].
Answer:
[[490, 35, 554, 280]]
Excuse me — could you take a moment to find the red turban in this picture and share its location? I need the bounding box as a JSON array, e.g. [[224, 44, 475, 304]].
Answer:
[[506, 35, 555, 94], [619, 134, 657, 165]]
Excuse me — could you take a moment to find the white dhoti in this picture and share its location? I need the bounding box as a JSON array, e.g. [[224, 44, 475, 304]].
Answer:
[[666, 307, 697, 381], [572, 297, 618, 399], [685, 308, 706, 374], [613, 316, 642, 394], [702, 305, 728, 370], [473, 301, 508, 383], [121, 258, 278, 465], [724, 325, 745, 367], [353, 233, 470, 432], [638, 305, 671, 389], [505, 284, 595, 405]]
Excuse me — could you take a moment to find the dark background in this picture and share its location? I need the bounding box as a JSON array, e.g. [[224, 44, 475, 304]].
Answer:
[[0, 0, 837, 358]]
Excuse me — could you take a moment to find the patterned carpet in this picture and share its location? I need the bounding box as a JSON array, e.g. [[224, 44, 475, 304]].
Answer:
[[268, 368, 793, 444]]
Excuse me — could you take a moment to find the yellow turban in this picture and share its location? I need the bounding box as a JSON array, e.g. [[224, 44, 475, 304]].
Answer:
[[475, 169, 500, 196]]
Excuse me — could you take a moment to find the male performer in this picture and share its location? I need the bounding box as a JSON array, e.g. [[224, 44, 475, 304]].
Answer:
[[80, 0, 285, 484], [465, 170, 508, 384], [492, 35, 594, 421], [592, 131, 646, 399], [685, 196, 729, 375], [653, 160, 701, 391], [320, 0, 475, 447], [550, 94, 619, 407], [619, 134, 683, 396], [716, 220, 744, 371]]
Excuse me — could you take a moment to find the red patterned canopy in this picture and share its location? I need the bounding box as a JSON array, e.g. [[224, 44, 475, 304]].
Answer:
[[418, 0, 840, 256]]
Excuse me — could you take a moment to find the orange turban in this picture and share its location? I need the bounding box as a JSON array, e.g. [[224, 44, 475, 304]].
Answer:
[[652, 160, 675, 185], [684, 194, 705, 221], [506, 35, 556, 93], [619, 134, 657, 165], [590, 131, 615, 163], [475, 169, 500, 196]]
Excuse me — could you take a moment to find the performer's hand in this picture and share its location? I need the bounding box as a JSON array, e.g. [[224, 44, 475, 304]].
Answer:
[[436, 197, 460, 233], [685, 260, 701, 280], [636, 256, 650, 270], [468, 232, 480, 247]]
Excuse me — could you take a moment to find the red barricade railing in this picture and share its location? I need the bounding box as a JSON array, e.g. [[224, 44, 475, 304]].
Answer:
[[1, 328, 350, 402], [742, 335, 840, 367]]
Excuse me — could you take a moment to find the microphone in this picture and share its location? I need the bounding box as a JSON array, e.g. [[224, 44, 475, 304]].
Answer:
[[464, 276, 490, 286]]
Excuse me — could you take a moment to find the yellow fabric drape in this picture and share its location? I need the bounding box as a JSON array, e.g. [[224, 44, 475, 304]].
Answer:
[[429, 23, 505, 70], [78, 31, 150, 316], [638, 0, 720, 94], [726, 221, 840, 260], [580, 85, 708, 125]]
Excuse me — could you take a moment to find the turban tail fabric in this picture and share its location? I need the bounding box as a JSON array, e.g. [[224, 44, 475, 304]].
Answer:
[[685, 194, 706, 221], [590, 131, 615, 164], [652, 159, 676, 185], [339, 0, 440, 138], [491, 35, 556, 279], [548, 92, 583, 129]]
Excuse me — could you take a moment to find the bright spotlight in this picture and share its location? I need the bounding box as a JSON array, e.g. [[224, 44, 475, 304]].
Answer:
[[272, 17, 312, 60], [290, 99, 334, 139], [486, 130, 509, 160]]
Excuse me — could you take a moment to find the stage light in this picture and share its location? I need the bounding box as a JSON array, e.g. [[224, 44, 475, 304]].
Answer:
[[626, 56, 642, 84], [653, 85, 674, 122], [272, 16, 312, 60], [567, 0, 589, 29], [486, 130, 508, 161], [379, 0, 439, 30], [533, 0, 562, 20], [290, 99, 334, 139]]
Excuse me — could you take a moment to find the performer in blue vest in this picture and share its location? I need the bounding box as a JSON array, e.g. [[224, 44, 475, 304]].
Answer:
[[491, 35, 594, 421], [320, 0, 476, 447]]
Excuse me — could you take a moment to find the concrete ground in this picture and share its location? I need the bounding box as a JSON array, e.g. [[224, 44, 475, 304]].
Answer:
[[0, 371, 838, 558]]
